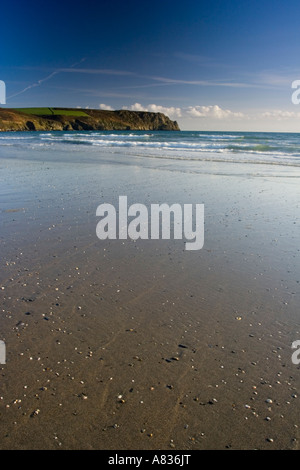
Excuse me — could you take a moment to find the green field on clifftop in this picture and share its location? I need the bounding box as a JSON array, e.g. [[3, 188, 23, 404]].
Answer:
[[13, 107, 90, 117]]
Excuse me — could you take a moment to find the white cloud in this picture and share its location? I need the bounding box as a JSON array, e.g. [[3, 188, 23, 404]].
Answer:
[[186, 105, 245, 119], [124, 102, 147, 112], [122, 103, 182, 120], [261, 109, 300, 120], [147, 104, 182, 119], [99, 103, 114, 110]]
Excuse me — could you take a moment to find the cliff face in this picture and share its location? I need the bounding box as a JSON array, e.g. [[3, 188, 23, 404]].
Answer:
[[0, 108, 180, 132]]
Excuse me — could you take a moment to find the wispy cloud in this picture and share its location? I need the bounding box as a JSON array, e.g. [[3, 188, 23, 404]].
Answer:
[[7, 59, 87, 100], [7, 71, 60, 100], [7, 59, 297, 106], [146, 75, 268, 89], [59, 67, 135, 77], [8, 64, 277, 103]]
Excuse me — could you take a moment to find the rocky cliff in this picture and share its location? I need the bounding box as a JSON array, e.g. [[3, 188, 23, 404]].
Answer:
[[0, 107, 180, 132]]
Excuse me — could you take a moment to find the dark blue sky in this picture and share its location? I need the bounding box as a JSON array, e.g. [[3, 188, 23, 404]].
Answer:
[[2, 0, 300, 130]]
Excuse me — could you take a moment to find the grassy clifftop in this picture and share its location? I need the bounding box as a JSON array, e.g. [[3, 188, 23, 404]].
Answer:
[[0, 107, 180, 132]]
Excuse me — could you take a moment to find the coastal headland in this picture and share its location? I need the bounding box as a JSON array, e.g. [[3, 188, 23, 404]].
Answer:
[[0, 107, 180, 132]]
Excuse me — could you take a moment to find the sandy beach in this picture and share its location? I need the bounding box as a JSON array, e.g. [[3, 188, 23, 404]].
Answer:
[[1, 138, 300, 450]]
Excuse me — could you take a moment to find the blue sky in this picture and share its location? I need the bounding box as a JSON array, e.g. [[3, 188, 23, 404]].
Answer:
[[1, 0, 300, 131]]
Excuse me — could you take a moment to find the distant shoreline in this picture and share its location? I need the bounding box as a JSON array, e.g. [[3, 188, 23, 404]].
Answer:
[[0, 107, 180, 132]]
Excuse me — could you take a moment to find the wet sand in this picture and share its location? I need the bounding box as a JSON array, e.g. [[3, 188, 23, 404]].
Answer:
[[1, 152, 300, 450]]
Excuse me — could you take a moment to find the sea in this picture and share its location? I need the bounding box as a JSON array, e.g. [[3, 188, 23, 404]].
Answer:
[[1, 130, 300, 168]]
